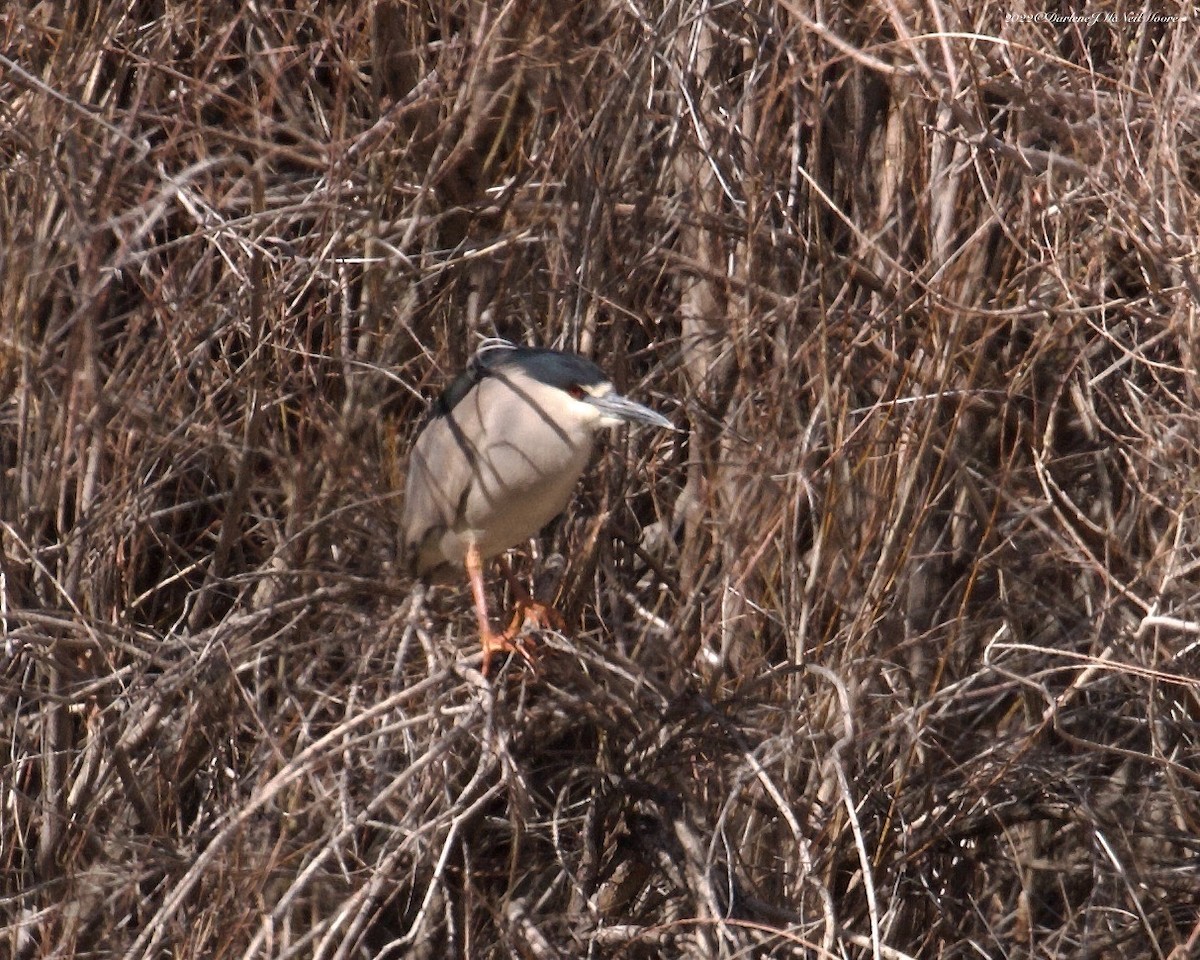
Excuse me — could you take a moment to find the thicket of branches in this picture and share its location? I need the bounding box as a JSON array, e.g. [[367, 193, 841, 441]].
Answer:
[[4, 1, 1200, 956]]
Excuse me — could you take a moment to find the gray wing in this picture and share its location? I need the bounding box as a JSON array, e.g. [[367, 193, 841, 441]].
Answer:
[[400, 397, 482, 578]]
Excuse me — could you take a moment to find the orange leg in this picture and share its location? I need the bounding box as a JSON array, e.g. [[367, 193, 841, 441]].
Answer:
[[465, 543, 535, 678]]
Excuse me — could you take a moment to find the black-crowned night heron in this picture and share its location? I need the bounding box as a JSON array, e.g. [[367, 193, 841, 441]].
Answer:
[[402, 340, 672, 675]]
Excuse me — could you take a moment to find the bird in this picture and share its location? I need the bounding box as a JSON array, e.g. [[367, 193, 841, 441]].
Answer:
[[401, 339, 672, 676]]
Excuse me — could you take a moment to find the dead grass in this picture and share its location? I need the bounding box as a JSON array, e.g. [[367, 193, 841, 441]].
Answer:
[[3, 0, 1200, 957]]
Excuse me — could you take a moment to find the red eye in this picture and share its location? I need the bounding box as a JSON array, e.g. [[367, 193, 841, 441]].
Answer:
[[567, 384, 586, 400]]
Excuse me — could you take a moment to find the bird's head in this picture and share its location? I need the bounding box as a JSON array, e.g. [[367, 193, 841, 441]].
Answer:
[[472, 340, 673, 434]]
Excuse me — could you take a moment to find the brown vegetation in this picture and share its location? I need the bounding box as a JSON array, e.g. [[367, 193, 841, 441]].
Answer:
[[3, 0, 1200, 956]]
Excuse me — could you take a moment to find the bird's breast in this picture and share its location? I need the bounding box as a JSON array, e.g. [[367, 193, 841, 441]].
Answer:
[[462, 424, 594, 557]]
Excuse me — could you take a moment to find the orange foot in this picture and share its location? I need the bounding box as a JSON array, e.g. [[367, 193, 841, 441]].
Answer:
[[480, 630, 538, 679], [504, 597, 566, 636], [480, 601, 565, 678]]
